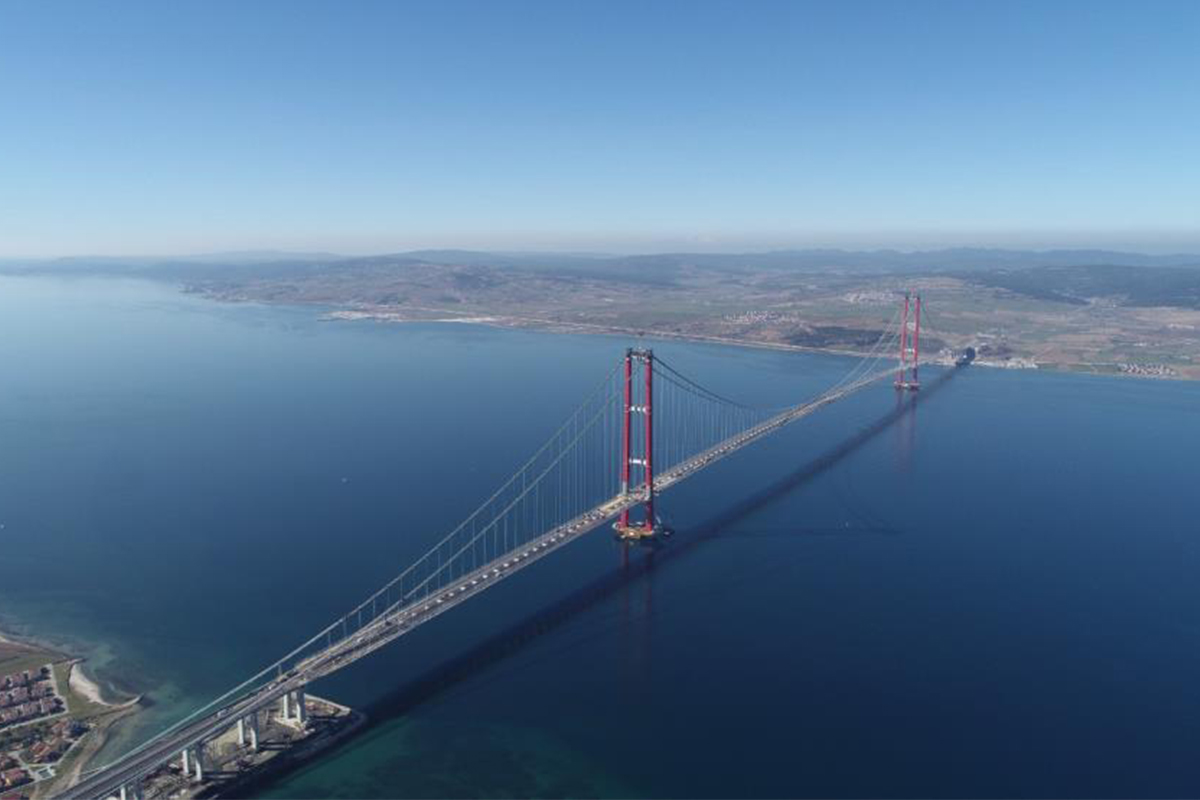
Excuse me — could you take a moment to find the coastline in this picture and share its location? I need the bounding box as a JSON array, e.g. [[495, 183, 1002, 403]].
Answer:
[[44, 687, 141, 798], [0, 623, 139, 708], [67, 660, 140, 710], [0, 624, 69, 661], [322, 305, 886, 360], [0, 621, 144, 796], [321, 305, 1192, 383], [199, 701, 369, 800]]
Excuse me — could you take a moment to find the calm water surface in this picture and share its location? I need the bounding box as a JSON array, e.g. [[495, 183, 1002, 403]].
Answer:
[[1, 275, 1199, 797]]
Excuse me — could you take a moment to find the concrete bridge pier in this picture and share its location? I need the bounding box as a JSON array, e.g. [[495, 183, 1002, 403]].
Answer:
[[117, 780, 143, 800], [191, 743, 205, 782], [280, 688, 308, 727], [180, 747, 190, 775], [295, 688, 308, 725], [237, 711, 260, 749]]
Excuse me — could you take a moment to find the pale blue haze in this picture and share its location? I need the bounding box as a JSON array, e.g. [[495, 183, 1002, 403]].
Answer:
[[1, 0, 1198, 255]]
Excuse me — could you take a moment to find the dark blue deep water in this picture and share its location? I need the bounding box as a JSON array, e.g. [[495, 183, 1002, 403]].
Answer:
[[2, 275, 1200, 798]]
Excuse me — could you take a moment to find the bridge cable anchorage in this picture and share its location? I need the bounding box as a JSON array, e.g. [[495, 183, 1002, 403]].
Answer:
[[72, 301, 928, 798]]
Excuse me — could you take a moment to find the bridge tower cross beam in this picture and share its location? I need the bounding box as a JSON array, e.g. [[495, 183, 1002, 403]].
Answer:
[[616, 348, 656, 540]]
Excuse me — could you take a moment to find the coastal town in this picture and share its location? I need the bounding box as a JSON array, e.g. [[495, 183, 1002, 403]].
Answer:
[[0, 638, 137, 800], [0, 663, 80, 798], [1, 667, 64, 729]]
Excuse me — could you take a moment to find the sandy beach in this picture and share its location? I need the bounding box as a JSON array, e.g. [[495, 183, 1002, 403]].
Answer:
[[68, 661, 122, 707]]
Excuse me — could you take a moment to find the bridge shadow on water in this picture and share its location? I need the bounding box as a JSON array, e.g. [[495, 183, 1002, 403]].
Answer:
[[262, 365, 964, 787]]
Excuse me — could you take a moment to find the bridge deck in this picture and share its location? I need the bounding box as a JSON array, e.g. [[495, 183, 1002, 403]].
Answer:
[[69, 363, 906, 799]]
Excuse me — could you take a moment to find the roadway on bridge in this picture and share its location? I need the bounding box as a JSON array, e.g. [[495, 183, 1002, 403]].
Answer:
[[70, 355, 921, 800]]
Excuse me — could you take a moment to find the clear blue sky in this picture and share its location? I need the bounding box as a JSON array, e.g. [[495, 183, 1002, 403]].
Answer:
[[2, 0, 1198, 256]]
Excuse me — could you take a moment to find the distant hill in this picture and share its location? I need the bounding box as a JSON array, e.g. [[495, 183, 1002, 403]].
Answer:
[[955, 264, 1200, 308], [347, 247, 1200, 277], [10, 244, 1200, 377], [5, 247, 1200, 285]]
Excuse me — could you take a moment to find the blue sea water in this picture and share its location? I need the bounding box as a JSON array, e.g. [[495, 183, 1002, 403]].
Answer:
[[2, 275, 1200, 797]]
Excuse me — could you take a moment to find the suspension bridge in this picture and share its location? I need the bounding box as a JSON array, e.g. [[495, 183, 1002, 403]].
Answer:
[[69, 294, 936, 800]]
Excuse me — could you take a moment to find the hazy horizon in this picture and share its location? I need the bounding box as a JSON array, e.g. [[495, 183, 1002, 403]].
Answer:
[[9, 235, 1200, 263]]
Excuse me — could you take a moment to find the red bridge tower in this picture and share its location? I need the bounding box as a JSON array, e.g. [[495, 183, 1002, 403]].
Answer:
[[895, 292, 921, 391], [615, 348, 658, 541]]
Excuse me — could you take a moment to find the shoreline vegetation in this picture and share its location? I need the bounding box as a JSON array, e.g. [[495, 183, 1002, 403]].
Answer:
[[320, 306, 1172, 382], [0, 627, 138, 707], [10, 247, 1200, 381], [160, 248, 1200, 382], [0, 626, 142, 798]]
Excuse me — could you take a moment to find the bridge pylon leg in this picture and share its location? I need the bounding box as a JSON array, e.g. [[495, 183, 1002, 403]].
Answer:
[[913, 294, 921, 386], [296, 688, 308, 725], [237, 717, 247, 746], [894, 291, 922, 392], [615, 348, 658, 541], [281, 691, 291, 720], [248, 711, 260, 750], [193, 744, 205, 782], [180, 747, 190, 775]]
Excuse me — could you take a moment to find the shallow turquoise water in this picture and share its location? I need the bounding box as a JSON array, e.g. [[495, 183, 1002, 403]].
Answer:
[[2, 275, 1199, 797]]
